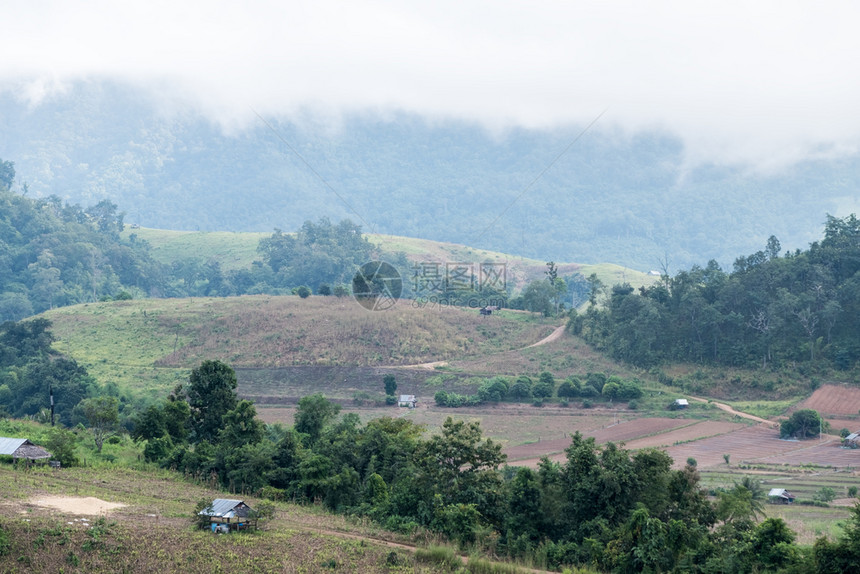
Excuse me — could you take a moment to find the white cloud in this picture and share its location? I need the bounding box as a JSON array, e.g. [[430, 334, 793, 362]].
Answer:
[[3, 0, 860, 167]]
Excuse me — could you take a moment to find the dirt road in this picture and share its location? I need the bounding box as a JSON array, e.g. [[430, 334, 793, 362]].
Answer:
[[687, 396, 775, 426], [402, 324, 566, 369]]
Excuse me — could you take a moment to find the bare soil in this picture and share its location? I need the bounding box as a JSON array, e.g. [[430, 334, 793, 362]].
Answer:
[[28, 495, 126, 515], [794, 384, 860, 416]]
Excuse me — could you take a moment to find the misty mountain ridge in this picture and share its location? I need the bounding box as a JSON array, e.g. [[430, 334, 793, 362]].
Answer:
[[1, 79, 857, 272]]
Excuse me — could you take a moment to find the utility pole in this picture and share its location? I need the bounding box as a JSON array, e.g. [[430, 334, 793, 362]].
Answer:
[[49, 383, 55, 426]]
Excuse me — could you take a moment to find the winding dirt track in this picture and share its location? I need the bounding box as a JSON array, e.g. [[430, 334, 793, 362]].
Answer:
[[402, 324, 566, 369], [687, 396, 775, 426]]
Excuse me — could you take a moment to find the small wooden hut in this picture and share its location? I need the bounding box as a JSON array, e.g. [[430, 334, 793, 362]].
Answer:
[[768, 488, 795, 504], [0, 437, 52, 462], [198, 499, 257, 532], [398, 395, 418, 408]]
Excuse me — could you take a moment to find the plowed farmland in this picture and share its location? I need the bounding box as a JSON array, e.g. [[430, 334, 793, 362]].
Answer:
[[505, 417, 739, 466], [794, 384, 860, 416], [664, 424, 860, 469]]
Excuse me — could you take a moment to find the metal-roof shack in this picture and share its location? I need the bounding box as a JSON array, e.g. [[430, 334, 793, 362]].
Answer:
[[768, 488, 795, 504], [398, 395, 417, 408], [0, 437, 52, 462], [198, 499, 258, 532]]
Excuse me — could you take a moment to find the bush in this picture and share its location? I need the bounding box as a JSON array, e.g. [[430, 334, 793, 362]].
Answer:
[[385, 395, 397, 405], [415, 545, 461, 570], [45, 428, 79, 467], [295, 285, 311, 298], [627, 399, 638, 410], [333, 284, 350, 297], [194, 499, 215, 529], [815, 487, 836, 503], [508, 376, 533, 401], [586, 372, 607, 392], [581, 400, 592, 409], [0, 526, 9, 557], [477, 378, 509, 403]]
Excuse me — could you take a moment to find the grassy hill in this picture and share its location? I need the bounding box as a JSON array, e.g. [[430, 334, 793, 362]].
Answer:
[[124, 226, 655, 291], [43, 295, 557, 398]]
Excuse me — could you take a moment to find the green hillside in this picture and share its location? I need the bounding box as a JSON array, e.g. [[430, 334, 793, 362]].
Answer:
[[124, 226, 655, 293], [43, 295, 557, 398]]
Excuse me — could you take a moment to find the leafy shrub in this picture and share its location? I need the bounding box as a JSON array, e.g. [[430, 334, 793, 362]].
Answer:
[[478, 378, 509, 402], [579, 385, 599, 397], [586, 372, 607, 392], [581, 400, 592, 409], [0, 526, 9, 557], [508, 376, 533, 400], [814, 487, 836, 503], [415, 545, 461, 570], [627, 399, 638, 410]]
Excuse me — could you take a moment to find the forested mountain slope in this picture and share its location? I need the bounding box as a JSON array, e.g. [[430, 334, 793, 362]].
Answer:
[[2, 80, 855, 270]]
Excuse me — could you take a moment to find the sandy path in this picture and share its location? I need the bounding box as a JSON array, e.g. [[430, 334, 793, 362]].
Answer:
[[524, 324, 566, 348], [687, 396, 775, 426], [401, 324, 566, 369]]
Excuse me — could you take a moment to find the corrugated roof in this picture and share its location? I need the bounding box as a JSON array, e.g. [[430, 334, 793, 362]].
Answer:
[[199, 499, 249, 518], [399, 395, 416, 402], [768, 488, 793, 497], [0, 437, 28, 456]]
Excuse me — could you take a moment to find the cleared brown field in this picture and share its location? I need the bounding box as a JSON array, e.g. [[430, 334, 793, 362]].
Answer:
[[506, 417, 701, 465], [621, 420, 746, 450], [825, 418, 860, 433], [259, 403, 619, 448], [663, 424, 860, 469], [794, 384, 860, 416]]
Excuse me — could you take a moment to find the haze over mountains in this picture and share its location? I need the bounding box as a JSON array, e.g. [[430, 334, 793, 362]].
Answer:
[[1, 80, 856, 271]]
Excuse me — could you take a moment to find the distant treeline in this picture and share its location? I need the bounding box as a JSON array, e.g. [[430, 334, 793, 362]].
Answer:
[[0, 160, 401, 321], [573, 214, 860, 371], [1, 80, 846, 269]]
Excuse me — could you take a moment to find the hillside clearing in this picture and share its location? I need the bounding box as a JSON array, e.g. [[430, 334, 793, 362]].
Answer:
[[43, 295, 555, 396]]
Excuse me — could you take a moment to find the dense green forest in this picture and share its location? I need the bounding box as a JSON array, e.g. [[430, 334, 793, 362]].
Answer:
[[2, 80, 855, 269], [0, 163, 404, 321], [573, 214, 860, 372]]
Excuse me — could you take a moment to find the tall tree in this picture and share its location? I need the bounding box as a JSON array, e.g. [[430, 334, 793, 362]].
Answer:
[[294, 393, 341, 445], [80, 396, 119, 453], [185, 360, 238, 443]]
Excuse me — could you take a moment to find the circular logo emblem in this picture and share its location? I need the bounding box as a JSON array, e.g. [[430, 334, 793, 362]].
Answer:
[[352, 261, 402, 311]]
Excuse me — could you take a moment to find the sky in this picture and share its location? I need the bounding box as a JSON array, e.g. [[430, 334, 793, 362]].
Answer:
[[3, 0, 860, 168]]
